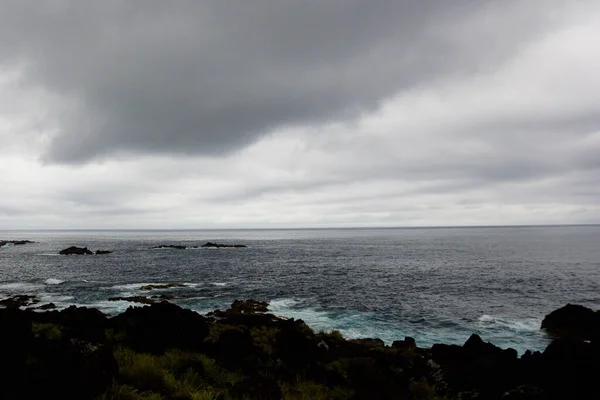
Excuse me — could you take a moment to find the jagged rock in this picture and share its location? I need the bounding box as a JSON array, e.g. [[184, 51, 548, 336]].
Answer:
[[393, 336, 417, 350], [59, 246, 94, 255], [202, 241, 247, 248], [0, 295, 39, 308], [229, 299, 269, 314], [541, 303, 600, 341], [28, 302, 57, 311], [140, 283, 187, 290]]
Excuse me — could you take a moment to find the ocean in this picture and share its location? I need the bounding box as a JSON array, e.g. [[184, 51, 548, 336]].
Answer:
[[1, 226, 599, 354]]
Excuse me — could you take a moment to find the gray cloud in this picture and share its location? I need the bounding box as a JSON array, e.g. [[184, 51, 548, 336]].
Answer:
[[1, 0, 599, 228], [0, 0, 558, 163]]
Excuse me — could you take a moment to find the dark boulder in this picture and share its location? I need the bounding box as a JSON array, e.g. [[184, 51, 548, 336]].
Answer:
[[541, 304, 600, 341], [392, 336, 417, 350], [59, 246, 94, 255], [229, 299, 269, 314], [110, 302, 209, 353]]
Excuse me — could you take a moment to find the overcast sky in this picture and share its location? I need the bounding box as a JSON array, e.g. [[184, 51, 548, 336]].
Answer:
[[1, 1, 599, 229]]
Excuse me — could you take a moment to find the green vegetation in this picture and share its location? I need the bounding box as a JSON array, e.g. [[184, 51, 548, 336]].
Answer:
[[32, 322, 63, 340]]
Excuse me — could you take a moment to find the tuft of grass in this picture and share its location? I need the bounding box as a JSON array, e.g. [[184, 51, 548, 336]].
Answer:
[[317, 329, 344, 342], [409, 378, 447, 400], [32, 322, 63, 340], [250, 326, 280, 355]]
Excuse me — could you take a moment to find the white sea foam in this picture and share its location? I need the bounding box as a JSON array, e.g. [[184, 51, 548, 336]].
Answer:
[[477, 314, 540, 332], [108, 283, 154, 290], [45, 278, 64, 285], [38, 293, 74, 303], [210, 282, 228, 287], [0, 282, 44, 291], [269, 298, 300, 310]]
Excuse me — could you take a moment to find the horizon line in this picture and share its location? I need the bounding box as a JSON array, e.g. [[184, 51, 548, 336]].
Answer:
[[1, 223, 599, 231]]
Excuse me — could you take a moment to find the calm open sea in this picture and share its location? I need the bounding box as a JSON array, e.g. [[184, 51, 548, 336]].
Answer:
[[2, 226, 599, 353]]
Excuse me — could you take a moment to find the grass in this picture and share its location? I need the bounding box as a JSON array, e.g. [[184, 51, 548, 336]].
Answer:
[[32, 322, 63, 340], [107, 346, 244, 399]]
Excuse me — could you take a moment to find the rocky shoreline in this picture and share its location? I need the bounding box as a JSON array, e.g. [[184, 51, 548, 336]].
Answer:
[[0, 298, 597, 400]]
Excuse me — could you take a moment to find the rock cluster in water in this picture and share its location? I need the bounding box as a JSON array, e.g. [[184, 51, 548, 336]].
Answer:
[[152, 242, 247, 249], [0, 298, 598, 399], [0, 240, 35, 247], [59, 246, 112, 255]]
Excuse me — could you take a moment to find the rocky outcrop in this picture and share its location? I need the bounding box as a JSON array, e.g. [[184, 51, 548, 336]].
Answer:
[[0, 302, 597, 399], [59, 246, 113, 255], [541, 303, 600, 341], [202, 241, 247, 248], [0, 295, 39, 309], [111, 302, 210, 353], [59, 246, 94, 255]]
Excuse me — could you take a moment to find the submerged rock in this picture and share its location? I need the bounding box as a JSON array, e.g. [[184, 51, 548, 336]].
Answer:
[[152, 244, 188, 249], [95, 250, 112, 255], [109, 296, 157, 305], [201, 241, 247, 248], [59, 246, 94, 255], [140, 283, 187, 290]]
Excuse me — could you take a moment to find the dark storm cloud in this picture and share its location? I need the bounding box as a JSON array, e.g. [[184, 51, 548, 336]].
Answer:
[[0, 0, 553, 163]]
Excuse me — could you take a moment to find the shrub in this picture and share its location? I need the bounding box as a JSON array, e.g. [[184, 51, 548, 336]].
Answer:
[[32, 322, 63, 340]]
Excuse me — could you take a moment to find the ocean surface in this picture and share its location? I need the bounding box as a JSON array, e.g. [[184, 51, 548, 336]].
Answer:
[[1, 226, 599, 354]]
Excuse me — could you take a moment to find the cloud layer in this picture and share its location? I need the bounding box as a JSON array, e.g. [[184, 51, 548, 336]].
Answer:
[[0, 0, 599, 228]]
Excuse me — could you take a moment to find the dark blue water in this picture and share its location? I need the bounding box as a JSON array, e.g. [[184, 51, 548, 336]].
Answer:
[[2, 226, 599, 353]]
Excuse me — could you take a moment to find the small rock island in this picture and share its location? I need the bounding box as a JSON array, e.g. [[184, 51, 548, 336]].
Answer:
[[59, 246, 112, 255]]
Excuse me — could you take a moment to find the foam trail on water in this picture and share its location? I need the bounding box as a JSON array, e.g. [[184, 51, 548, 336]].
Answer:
[[0, 282, 44, 291], [45, 278, 64, 285], [477, 315, 540, 332]]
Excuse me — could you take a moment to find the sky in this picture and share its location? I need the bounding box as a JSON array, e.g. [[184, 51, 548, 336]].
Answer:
[[0, 1, 599, 229]]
